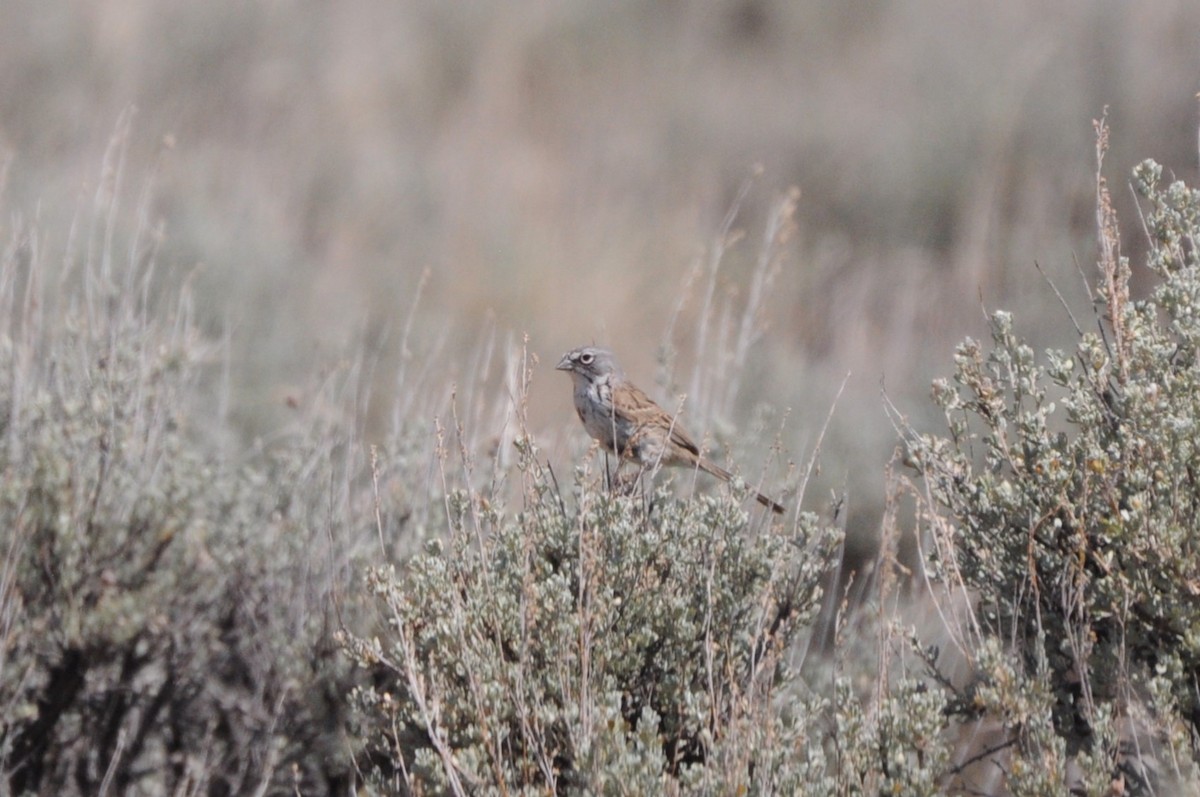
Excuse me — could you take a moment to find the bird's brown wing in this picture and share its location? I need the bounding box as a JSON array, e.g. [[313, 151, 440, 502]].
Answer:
[[613, 381, 701, 457], [615, 381, 784, 514]]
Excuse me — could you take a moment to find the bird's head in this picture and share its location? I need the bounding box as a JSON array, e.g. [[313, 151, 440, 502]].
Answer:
[[556, 346, 622, 382]]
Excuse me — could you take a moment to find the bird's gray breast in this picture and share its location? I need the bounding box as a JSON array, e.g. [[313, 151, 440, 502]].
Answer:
[[574, 374, 629, 452]]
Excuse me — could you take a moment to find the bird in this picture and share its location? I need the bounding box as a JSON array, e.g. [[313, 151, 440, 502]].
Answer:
[[556, 345, 784, 514]]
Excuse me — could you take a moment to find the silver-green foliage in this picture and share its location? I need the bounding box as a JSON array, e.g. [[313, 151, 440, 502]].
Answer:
[[904, 157, 1200, 791], [0, 217, 356, 794], [347, 458, 843, 794]]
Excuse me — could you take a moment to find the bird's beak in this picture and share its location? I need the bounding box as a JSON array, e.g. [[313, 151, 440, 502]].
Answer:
[[555, 354, 573, 371]]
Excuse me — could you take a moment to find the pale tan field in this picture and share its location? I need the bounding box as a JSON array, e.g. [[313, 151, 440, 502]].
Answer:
[[3, 0, 1199, 542]]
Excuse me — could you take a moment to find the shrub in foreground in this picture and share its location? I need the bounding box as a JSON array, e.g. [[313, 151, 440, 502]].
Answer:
[[901, 141, 1200, 792], [346, 453, 844, 794], [0, 153, 359, 794]]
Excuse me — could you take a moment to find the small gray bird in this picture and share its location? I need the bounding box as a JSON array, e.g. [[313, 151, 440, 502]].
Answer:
[[556, 345, 784, 514]]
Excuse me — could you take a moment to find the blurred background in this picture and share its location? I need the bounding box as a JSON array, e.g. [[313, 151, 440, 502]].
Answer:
[[3, 0, 1199, 547]]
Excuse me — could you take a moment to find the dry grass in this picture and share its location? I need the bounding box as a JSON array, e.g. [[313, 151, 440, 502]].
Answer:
[[4, 1, 1200, 547]]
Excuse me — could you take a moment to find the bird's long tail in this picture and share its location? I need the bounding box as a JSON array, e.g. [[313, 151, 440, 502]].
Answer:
[[699, 459, 785, 515]]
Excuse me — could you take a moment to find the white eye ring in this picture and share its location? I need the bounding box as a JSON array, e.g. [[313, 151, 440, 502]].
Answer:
[[579, 352, 594, 365]]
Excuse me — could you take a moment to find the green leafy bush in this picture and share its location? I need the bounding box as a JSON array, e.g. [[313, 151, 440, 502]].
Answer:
[[346, 447, 843, 794], [0, 139, 360, 795], [901, 130, 1200, 792]]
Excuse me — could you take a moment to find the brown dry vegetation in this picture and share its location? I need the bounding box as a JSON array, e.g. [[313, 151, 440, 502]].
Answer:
[[4, 1, 1200, 541]]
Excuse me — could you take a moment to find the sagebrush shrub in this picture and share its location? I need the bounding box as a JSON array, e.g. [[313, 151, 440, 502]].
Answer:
[[346, 447, 843, 794], [901, 141, 1200, 792], [0, 143, 362, 795]]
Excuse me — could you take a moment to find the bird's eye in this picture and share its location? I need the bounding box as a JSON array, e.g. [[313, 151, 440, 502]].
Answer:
[[579, 352, 594, 365]]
